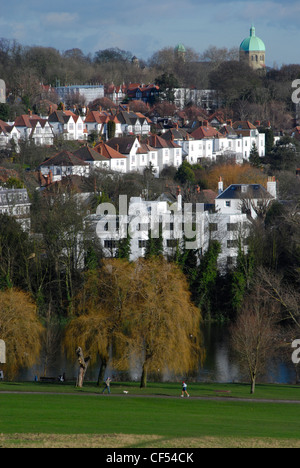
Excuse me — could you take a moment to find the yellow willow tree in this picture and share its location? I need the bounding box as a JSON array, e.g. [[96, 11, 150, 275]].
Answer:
[[0, 288, 44, 380], [64, 260, 138, 386], [131, 258, 205, 388]]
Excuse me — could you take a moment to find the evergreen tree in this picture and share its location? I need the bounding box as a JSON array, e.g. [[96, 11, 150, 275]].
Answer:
[[117, 231, 131, 261], [249, 142, 262, 168], [231, 240, 255, 313], [192, 241, 221, 319], [107, 120, 116, 139], [145, 224, 163, 258]]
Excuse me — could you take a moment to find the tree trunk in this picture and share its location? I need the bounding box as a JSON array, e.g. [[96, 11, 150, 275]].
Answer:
[[250, 374, 256, 394], [140, 361, 148, 388], [97, 357, 107, 386], [76, 347, 90, 387]]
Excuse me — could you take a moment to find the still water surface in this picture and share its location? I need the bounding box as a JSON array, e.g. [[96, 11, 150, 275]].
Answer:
[[18, 323, 297, 384]]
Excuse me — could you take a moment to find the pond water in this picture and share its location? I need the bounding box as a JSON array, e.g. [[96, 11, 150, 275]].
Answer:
[[199, 323, 297, 384], [17, 323, 298, 384]]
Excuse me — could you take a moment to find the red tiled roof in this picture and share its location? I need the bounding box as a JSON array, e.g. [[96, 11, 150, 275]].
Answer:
[[93, 142, 127, 159], [39, 150, 89, 167], [14, 114, 41, 128], [190, 124, 223, 140], [232, 121, 257, 130]]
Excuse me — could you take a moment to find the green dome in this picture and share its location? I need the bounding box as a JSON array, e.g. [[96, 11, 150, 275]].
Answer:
[[175, 43, 186, 53], [240, 26, 265, 52]]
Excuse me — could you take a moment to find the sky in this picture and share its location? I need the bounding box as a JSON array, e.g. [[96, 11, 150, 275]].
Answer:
[[1, 0, 300, 67]]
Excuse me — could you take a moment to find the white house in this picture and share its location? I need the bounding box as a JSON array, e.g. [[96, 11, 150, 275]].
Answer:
[[88, 194, 207, 262], [84, 111, 122, 139], [54, 85, 105, 105], [148, 134, 183, 173], [38, 150, 90, 183], [14, 114, 54, 146], [106, 136, 160, 176], [73, 146, 112, 170], [93, 141, 127, 173], [232, 121, 265, 158], [48, 110, 87, 141], [0, 119, 20, 149], [116, 110, 151, 136], [88, 176, 277, 272], [212, 176, 277, 269], [0, 187, 31, 231]]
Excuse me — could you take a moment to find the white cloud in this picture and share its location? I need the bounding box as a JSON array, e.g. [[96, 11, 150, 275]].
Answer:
[[44, 12, 78, 25]]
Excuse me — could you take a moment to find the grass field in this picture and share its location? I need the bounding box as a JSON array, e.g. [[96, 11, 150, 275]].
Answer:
[[0, 381, 300, 448]]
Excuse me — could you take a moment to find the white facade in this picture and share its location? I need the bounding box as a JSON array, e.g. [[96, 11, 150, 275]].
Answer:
[[26, 120, 54, 146], [89, 195, 208, 262], [0, 124, 20, 149], [48, 112, 86, 141], [173, 88, 219, 111], [55, 85, 104, 105], [0, 187, 31, 231], [89, 178, 277, 272]]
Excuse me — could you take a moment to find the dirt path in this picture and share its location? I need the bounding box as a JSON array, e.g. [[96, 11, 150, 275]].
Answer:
[[1, 390, 300, 404]]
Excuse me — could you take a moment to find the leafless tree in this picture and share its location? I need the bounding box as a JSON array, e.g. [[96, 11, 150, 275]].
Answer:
[[231, 282, 280, 393]]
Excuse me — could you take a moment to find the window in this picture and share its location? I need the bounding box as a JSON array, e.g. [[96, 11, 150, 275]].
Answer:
[[227, 239, 239, 248], [227, 223, 238, 232], [104, 240, 118, 249], [209, 223, 218, 232], [138, 240, 147, 248], [225, 201, 231, 207], [227, 256, 236, 266], [167, 239, 178, 248]]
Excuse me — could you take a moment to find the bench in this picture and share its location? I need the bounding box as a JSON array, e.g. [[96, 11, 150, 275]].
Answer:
[[39, 376, 57, 383]]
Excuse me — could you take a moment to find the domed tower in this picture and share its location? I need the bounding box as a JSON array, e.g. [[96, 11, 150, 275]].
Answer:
[[239, 25, 266, 71], [175, 43, 186, 62]]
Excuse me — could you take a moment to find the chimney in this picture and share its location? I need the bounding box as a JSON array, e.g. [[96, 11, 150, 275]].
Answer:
[[267, 176, 277, 199], [218, 176, 223, 195], [176, 186, 182, 211]]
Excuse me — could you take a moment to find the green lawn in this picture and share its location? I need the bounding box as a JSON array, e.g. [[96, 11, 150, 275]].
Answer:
[[0, 393, 299, 440], [1, 380, 300, 400], [0, 381, 299, 442]]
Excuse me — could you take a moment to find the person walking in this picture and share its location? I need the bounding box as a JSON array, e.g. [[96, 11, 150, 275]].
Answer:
[[181, 381, 190, 397], [102, 377, 111, 394]]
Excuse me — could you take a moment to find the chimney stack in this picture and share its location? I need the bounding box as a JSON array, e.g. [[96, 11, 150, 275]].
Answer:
[[176, 186, 182, 211], [218, 176, 223, 195], [267, 176, 277, 199]]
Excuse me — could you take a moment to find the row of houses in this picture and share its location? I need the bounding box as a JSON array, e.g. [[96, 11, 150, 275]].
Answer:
[[37, 118, 267, 184], [0, 107, 152, 149], [0, 103, 275, 171], [38, 134, 183, 182]]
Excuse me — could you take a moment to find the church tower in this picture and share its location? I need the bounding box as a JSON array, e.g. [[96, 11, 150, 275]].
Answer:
[[239, 25, 266, 71], [174, 43, 186, 62]]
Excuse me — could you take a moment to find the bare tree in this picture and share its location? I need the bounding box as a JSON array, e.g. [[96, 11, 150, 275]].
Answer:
[[257, 267, 300, 329], [231, 283, 280, 393]]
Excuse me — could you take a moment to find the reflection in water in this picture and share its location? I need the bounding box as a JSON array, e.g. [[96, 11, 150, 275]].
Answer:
[[18, 323, 297, 384], [200, 323, 297, 384]]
